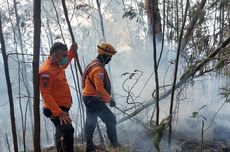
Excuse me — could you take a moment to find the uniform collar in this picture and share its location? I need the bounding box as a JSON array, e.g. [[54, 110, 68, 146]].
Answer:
[[95, 58, 105, 66]]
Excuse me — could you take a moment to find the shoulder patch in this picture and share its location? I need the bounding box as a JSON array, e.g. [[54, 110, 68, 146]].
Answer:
[[41, 73, 50, 88], [41, 73, 50, 78], [98, 72, 104, 80]]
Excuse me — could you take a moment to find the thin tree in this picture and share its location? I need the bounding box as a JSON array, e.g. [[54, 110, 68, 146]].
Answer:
[[33, 0, 41, 151], [145, 0, 162, 35], [96, 0, 106, 41], [168, 0, 190, 145], [157, 0, 166, 67], [61, 0, 83, 75], [181, 0, 207, 54], [13, 0, 35, 148], [95, 0, 111, 148], [61, 0, 86, 143], [152, 0, 160, 126], [5, 133, 11, 152], [0, 11, 19, 152], [6, 0, 27, 151], [51, 0, 66, 43]]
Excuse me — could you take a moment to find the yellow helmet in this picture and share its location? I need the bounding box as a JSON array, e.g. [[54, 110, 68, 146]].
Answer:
[[97, 42, 117, 56]]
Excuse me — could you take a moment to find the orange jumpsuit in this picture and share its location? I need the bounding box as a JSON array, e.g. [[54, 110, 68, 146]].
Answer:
[[39, 48, 75, 117], [82, 59, 111, 102]]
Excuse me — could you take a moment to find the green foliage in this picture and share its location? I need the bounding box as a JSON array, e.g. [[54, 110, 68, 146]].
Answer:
[[191, 111, 199, 118], [154, 117, 169, 152], [226, 99, 230, 103], [122, 6, 144, 23], [122, 7, 137, 20], [214, 47, 230, 76], [180, 64, 197, 80], [107, 146, 131, 152], [215, 59, 228, 70], [220, 88, 230, 102], [190, 105, 207, 119]]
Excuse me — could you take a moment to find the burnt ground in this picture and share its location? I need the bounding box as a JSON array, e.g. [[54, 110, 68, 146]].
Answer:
[[30, 123, 230, 152], [37, 139, 230, 152], [178, 139, 230, 152]]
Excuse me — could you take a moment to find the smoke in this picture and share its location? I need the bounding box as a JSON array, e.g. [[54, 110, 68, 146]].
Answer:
[[0, 0, 230, 151]]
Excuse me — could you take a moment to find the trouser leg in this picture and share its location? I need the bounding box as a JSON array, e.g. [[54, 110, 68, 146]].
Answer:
[[83, 96, 119, 149], [85, 108, 97, 150], [54, 125, 63, 152], [97, 102, 118, 146], [62, 123, 74, 152], [51, 118, 74, 152]]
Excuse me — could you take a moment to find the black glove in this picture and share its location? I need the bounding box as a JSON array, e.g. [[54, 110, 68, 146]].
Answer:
[[109, 99, 116, 107]]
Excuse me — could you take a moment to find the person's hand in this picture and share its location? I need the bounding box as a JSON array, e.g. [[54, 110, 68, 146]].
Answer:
[[109, 99, 116, 107], [58, 111, 72, 125], [70, 42, 78, 51]]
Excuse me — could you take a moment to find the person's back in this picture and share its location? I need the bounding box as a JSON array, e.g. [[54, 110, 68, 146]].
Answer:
[[82, 58, 111, 102]]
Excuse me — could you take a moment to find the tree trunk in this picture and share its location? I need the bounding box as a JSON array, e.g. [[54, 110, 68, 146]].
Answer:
[[13, 0, 34, 145], [168, 0, 189, 145], [5, 133, 11, 152], [145, 0, 162, 35], [51, 0, 66, 43], [95, 0, 113, 148], [152, 1, 160, 126], [6, 0, 27, 151], [33, 0, 41, 151], [0, 11, 19, 152], [61, 0, 86, 144], [219, 4, 224, 43], [96, 0, 106, 41], [61, 0, 83, 75], [46, 18, 53, 47], [181, 0, 207, 53]]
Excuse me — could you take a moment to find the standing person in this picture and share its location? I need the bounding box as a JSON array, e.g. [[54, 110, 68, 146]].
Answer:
[[39, 42, 78, 152], [82, 42, 119, 152]]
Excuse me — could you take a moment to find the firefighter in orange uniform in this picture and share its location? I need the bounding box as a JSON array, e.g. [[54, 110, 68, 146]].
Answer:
[[82, 42, 119, 152], [39, 42, 78, 152]]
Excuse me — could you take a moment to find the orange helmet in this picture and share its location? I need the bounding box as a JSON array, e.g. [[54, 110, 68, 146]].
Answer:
[[97, 42, 117, 56]]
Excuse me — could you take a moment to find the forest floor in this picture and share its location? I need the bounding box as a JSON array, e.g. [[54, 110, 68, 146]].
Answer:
[[39, 140, 230, 152], [41, 143, 131, 152], [35, 124, 230, 152]]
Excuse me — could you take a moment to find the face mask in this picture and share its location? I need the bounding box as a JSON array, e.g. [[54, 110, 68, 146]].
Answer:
[[104, 57, 111, 64], [60, 57, 68, 65], [101, 54, 111, 64]]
